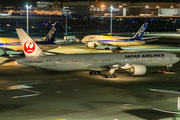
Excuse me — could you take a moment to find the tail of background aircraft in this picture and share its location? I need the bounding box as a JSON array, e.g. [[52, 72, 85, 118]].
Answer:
[[151, 11, 154, 15], [43, 21, 59, 43], [16, 28, 46, 58], [132, 23, 148, 40], [8, 10, 12, 15]]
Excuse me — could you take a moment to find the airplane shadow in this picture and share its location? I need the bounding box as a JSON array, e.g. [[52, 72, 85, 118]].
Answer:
[[124, 108, 177, 120]]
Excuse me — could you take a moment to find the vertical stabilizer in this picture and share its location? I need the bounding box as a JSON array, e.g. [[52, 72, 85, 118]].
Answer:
[[151, 11, 154, 15], [44, 21, 59, 43], [16, 28, 46, 58], [132, 23, 148, 40]]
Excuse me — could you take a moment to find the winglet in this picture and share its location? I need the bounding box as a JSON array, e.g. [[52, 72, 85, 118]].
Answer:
[[16, 28, 46, 58]]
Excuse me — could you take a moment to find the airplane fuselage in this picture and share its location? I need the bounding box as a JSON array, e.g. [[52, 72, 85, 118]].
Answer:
[[82, 35, 146, 47], [0, 41, 59, 51], [17, 51, 179, 71]]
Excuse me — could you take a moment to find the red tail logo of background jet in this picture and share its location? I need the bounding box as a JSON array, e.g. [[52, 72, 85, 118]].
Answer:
[[24, 40, 35, 53]]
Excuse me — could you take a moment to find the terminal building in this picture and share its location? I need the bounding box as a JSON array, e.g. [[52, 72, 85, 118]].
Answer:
[[36, 1, 180, 16]]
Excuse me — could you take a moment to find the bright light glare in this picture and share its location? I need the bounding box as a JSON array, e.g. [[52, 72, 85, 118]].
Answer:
[[145, 5, 149, 8], [110, 6, 113, 10], [102, 5, 106, 8], [26, 5, 32, 9]]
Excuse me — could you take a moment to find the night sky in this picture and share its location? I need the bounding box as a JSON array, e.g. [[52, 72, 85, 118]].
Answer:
[[0, 0, 179, 7]]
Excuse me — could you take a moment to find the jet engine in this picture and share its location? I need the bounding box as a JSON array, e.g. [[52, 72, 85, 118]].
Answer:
[[87, 42, 98, 48], [127, 64, 146, 75]]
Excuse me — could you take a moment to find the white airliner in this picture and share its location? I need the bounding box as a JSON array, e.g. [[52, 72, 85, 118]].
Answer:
[[82, 23, 158, 50], [0, 10, 12, 17], [16, 28, 180, 78], [139, 11, 154, 17]]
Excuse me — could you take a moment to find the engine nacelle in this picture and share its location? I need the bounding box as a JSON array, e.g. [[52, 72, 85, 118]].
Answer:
[[87, 42, 97, 48], [128, 64, 146, 75]]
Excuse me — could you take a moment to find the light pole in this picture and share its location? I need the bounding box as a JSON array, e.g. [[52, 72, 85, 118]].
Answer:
[[64, 6, 69, 41], [102, 5, 105, 16], [26, 5, 32, 35], [110, 6, 113, 36]]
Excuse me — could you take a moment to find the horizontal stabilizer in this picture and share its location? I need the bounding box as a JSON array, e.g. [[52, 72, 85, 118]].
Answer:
[[149, 89, 180, 94]]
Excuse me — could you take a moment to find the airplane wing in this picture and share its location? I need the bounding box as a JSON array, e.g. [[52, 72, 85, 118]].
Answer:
[[95, 41, 115, 46], [87, 62, 127, 70]]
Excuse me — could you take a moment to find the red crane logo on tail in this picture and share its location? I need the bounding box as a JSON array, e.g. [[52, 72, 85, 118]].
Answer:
[[24, 40, 35, 53]]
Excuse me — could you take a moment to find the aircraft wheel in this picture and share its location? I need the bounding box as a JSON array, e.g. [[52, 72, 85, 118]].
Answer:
[[89, 71, 93, 75], [113, 74, 117, 78], [93, 71, 97, 75], [105, 48, 110, 50], [97, 71, 101, 75], [116, 47, 121, 50], [110, 75, 114, 78], [104, 74, 109, 78]]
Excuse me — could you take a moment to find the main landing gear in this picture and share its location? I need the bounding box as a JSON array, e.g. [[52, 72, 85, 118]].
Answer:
[[104, 46, 122, 50], [104, 73, 117, 78], [89, 68, 118, 78], [116, 46, 122, 50], [104, 68, 117, 78], [105, 47, 110, 50], [166, 64, 173, 72], [89, 70, 101, 75]]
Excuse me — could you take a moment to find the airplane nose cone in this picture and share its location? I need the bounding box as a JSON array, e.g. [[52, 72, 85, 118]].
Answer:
[[81, 38, 85, 43]]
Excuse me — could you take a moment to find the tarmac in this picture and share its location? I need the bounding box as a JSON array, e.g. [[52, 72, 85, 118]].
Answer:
[[0, 32, 180, 120]]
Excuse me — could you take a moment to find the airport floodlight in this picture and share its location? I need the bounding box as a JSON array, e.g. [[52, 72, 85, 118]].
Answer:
[[145, 5, 149, 8], [156, 6, 160, 8], [119, 5, 122, 8], [26, 5, 32, 35], [101, 5, 106, 15], [91, 5, 94, 7], [102, 5, 106, 8], [110, 6, 113, 36]]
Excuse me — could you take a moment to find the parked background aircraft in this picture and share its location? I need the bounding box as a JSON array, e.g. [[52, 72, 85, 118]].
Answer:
[[139, 11, 154, 17], [0, 10, 12, 17], [0, 21, 59, 55], [16, 28, 179, 78], [82, 23, 159, 50]]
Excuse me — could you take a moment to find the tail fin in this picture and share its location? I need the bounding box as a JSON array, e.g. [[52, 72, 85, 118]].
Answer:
[[151, 11, 154, 15], [16, 28, 46, 58], [8, 10, 12, 15], [44, 21, 59, 43], [132, 23, 148, 40]]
